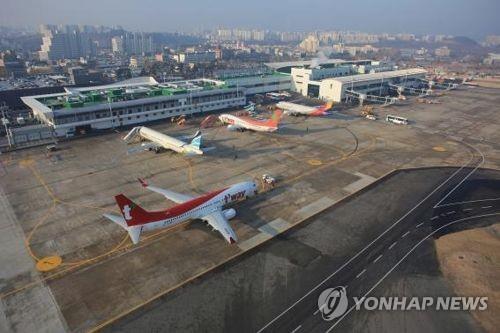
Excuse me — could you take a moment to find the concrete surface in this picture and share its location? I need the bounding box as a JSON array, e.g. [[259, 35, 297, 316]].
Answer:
[[104, 168, 499, 333], [0, 86, 498, 332]]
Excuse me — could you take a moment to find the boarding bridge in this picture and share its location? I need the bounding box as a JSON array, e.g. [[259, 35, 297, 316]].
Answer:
[[388, 83, 432, 98], [344, 89, 398, 107], [417, 78, 459, 91]]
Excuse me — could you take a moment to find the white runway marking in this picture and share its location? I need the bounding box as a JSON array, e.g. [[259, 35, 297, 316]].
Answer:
[[388, 241, 397, 250], [326, 212, 500, 332], [434, 142, 484, 208], [446, 210, 456, 215], [290, 325, 302, 333], [257, 143, 482, 332], [373, 254, 383, 263], [401, 231, 411, 238], [355, 269, 366, 279], [481, 206, 493, 209], [463, 208, 473, 211], [430, 216, 439, 220], [415, 222, 424, 228], [437, 197, 500, 208]]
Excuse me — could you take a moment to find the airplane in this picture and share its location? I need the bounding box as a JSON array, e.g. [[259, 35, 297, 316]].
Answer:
[[276, 101, 333, 117], [218, 109, 283, 132], [103, 179, 258, 244], [123, 126, 204, 155]]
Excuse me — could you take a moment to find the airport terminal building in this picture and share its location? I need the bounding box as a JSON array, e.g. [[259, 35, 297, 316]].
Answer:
[[20, 60, 426, 138], [21, 74, 291, 137], [265, 59, 427, 102], [318, 68, 427, 102]]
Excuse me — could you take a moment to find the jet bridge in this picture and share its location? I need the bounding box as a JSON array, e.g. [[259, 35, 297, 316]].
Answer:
[[344, 89, 398, 107], [388, 83, 432, 98], [418, 78, 459, 91]]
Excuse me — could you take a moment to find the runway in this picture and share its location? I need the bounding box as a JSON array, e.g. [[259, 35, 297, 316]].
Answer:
[[259, 142, 491, 332]]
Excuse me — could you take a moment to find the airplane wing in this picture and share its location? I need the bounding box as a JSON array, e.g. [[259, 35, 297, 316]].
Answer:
[[178, 130, 201, 141], [202, 210, 238, 244], [127, 142, 161, 154], [103, 213, 127, 228], [138, 178, 193, 203]]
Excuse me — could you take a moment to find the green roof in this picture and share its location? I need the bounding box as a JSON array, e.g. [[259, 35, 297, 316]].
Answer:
[[37, 80, 231, 109]]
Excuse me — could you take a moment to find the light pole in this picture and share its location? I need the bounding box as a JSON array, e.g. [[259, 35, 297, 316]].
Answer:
[[1, 103, 12, 147], [107, 96, 115, 130]]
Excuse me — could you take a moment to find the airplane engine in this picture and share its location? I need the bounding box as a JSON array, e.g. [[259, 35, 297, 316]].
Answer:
[[227, 125, 241, 132], [223, 208, 236, 220]]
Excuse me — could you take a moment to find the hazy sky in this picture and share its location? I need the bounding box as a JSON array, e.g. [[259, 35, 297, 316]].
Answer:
[[2, 0, 499, 38]]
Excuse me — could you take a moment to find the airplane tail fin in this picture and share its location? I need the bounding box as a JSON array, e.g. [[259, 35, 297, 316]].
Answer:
[[189, 134, 202, 149], [184, 130, 201, 140], [115, 194, 150, 227], [266, 109, 283, 127]]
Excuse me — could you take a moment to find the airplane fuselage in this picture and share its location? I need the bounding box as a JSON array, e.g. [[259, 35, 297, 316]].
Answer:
[[219, 114, 278, 132], [126, 181, 257, 233], [136, 127, 203, 155], [277, 102, 330, 116]]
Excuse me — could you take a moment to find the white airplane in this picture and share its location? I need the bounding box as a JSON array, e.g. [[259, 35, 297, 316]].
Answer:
[[103, 179, 258, 244], [124, 126, 204, 155], [277, 101, 333, 117], [218, 109, 283, 132]]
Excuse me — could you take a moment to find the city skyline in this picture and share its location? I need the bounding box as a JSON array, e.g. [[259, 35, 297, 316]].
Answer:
[[1, 0, 500, 39]]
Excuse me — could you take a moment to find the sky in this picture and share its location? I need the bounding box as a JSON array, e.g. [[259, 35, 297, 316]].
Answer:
[[1, 0, 500, 39]]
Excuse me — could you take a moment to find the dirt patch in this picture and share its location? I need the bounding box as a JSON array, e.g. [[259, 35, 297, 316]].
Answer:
[[435, 223, 500, 333], [472, 77, 500, 89]]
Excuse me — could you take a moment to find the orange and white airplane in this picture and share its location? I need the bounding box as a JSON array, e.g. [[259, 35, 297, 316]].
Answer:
[[277, 101, 333, 117], [103, 179, 258, 244], [218, 109, 283, 132]]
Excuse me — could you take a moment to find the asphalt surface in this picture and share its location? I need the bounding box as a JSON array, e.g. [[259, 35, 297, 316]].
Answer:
[[103, 164, 499, 333]]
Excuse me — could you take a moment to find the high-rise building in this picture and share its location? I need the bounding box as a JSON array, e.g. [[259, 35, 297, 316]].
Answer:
[[214, 46, 222, 60], [111, 36, 124, 53], [123, 32, 154, 55], [217, 29, 232, 40], [38, 25, 95, 61], [299, 35, 320, 53], [0, 51, 26, 78]]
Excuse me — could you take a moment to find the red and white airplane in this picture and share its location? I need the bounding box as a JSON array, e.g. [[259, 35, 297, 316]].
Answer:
[[276, 101, 333, 117], [103, 179, 258, 244], [218, 109, 283, 132]]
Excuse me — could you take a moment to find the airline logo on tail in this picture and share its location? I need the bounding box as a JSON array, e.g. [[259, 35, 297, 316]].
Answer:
[[122, 205, 133, 220], [318, 102, 333, 112], [311, 102, 334, 116], [190, 135, 202, 149]]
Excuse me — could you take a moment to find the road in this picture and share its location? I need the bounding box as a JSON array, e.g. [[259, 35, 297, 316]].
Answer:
[[104, 148, 499, 332]]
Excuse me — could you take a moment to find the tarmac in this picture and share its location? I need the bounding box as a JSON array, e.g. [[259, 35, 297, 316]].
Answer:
[[103, 167, 500, 333], [0, 85, 499, 332]]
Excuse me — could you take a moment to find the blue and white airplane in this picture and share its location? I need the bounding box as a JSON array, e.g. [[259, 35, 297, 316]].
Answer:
[[124, 126, 205, 155]]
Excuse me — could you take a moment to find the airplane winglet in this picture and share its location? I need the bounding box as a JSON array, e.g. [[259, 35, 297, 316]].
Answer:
[[138, 178, 148, 187]]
